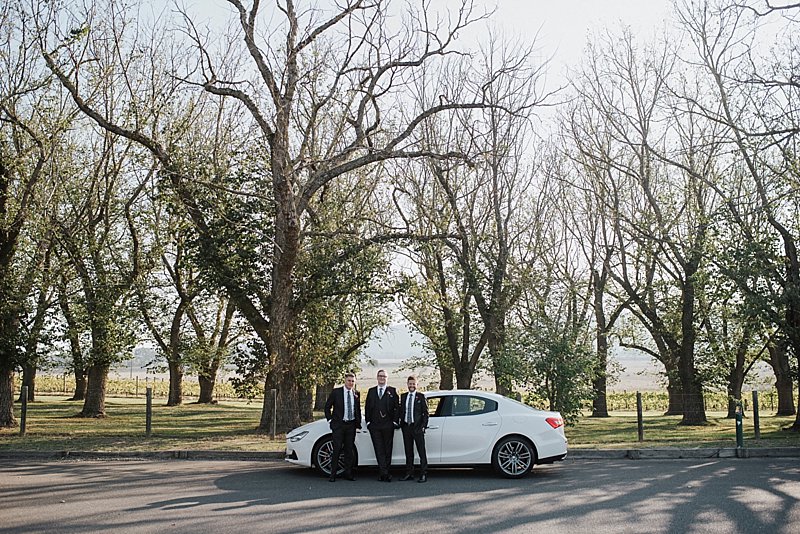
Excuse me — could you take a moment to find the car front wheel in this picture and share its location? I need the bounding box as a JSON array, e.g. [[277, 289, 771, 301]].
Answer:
[[492, 436, 535, 478], [312, 436, 358, 477]]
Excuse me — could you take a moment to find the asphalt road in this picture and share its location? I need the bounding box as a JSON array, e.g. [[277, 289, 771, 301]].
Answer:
[[1, 458, 798, 533]]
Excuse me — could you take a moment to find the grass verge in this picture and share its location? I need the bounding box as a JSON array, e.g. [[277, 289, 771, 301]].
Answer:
[[1, 394, 798, 452]]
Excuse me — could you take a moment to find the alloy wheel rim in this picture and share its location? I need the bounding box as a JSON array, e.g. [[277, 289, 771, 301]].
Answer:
[[498, 441, 532, 475], [317, 440, 344, 475]]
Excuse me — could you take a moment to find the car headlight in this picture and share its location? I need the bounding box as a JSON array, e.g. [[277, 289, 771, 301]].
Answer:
[[287, 430, 309, 443]]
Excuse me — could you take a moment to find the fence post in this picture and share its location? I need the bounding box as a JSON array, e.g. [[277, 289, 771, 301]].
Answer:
[[136, 376, 139, 397], [735, 401, 744, 448], [20, 385, 28, 436], [146, 387, 152, 437], [752, 391, 761, 440], [63, 374, 67, 394], [271, 389, 277, 440], [636, 391, 644, 442]]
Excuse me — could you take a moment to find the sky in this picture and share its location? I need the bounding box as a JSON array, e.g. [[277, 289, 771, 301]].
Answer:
[[187, 0, 674, 71], [494, 0, 672, 71]]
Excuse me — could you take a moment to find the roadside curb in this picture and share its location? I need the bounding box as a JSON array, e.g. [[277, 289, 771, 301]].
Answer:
[[567, 447, 800, 460], [1, 448, 799, 462], [0, 450, 285, 461]]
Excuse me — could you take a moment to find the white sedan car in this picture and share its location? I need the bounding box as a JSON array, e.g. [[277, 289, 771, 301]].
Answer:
[[285, 390, 568, 478]]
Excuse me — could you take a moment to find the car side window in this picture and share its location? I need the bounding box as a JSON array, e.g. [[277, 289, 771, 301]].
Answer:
[[427, 396, 444, 417], [449, 395, 498, 416]]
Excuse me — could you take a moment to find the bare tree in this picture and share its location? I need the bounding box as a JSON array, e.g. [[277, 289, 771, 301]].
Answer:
[[36, 0, 521, 430], [398, 34, 550, 393], [676, 0, 800, 429], [0, 1, 73, 426], [569, 28, 719, 424], [557, 134, 628, 418], [52, 125, 152, 417]]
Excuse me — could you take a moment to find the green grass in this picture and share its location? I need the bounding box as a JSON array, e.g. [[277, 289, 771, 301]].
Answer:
[[1, 394, 799, 452], [566, 410, 800, 449], [0, 394, 283, 452]]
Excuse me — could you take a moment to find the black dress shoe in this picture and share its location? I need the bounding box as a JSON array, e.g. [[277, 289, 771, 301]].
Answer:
[[417, 474, 427, 483], [400, 474, 414, 481], [329, 476, 336, 482], [345, 473, 356, 481], [385, 474, 392, 482]]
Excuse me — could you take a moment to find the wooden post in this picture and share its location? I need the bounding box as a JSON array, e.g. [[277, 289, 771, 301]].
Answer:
[[63, 374, 66, 394], [20, 385, 28, 436], [636, 391, 644, 442], [146, 387, 152, 437], [135, 376, 139, 397], [752, 391, 761, 440]]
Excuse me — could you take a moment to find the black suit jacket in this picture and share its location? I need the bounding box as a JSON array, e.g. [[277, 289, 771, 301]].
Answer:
[[399, 391, 429, 430], [365, 385, 399, 429], [324, 386, 362, 430]]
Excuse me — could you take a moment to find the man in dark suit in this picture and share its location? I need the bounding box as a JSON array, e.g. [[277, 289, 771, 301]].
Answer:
[[364, 369, 399, 482], [324, 372, 361, 482], [399, 375, 429, 483]]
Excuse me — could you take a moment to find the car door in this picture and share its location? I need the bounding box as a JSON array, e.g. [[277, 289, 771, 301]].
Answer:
[[438, 394, 501, 464], [356, 427, 377, 465]]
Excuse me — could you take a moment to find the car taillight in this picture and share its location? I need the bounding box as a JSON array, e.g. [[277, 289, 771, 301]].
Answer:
[[546, 417, 564, 429]]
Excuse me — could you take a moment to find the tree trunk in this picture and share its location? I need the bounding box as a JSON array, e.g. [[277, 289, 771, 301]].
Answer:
[[590, 326, 609, 417], [166, 360, 183, 406], [455, 368, 473, 389], [0, 367, 16, 428], [726, 367, 744, 419], [768, 340, 796, 416], [788, 337, 800, 431], [314, 382, 333, 411], [17, 363, 36, 403], [260, 369, 301, 433], [768, 217, 800, 431], [591, 269, 610, 417], [436, 351, 454, 390], [677, 351, 707, 425], [197, 374, 216, 403], [678, 381, 707, 426], [259, 166, 303, 432], [17, 282, 48, 404], [678, 267, 707, 425], [60, 287, 87, 401], [299, 387, 313, 421], [591, 374, 609, 418], [664, 369, 683, 415], [488, 320, 511, 396], [79, 363, 109, 417], [439, 369, 454, 390], [164, 298, 187, 406], [72, 368, 88, 401]]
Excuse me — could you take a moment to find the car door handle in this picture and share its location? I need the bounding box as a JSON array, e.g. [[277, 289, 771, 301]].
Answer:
[[482, 422, 499, 426], [427, 425, 440, 430]]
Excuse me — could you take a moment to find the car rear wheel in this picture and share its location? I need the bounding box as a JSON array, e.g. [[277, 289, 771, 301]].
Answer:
[[492, 436, 535, 478], [312, 436, 358, 477]]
